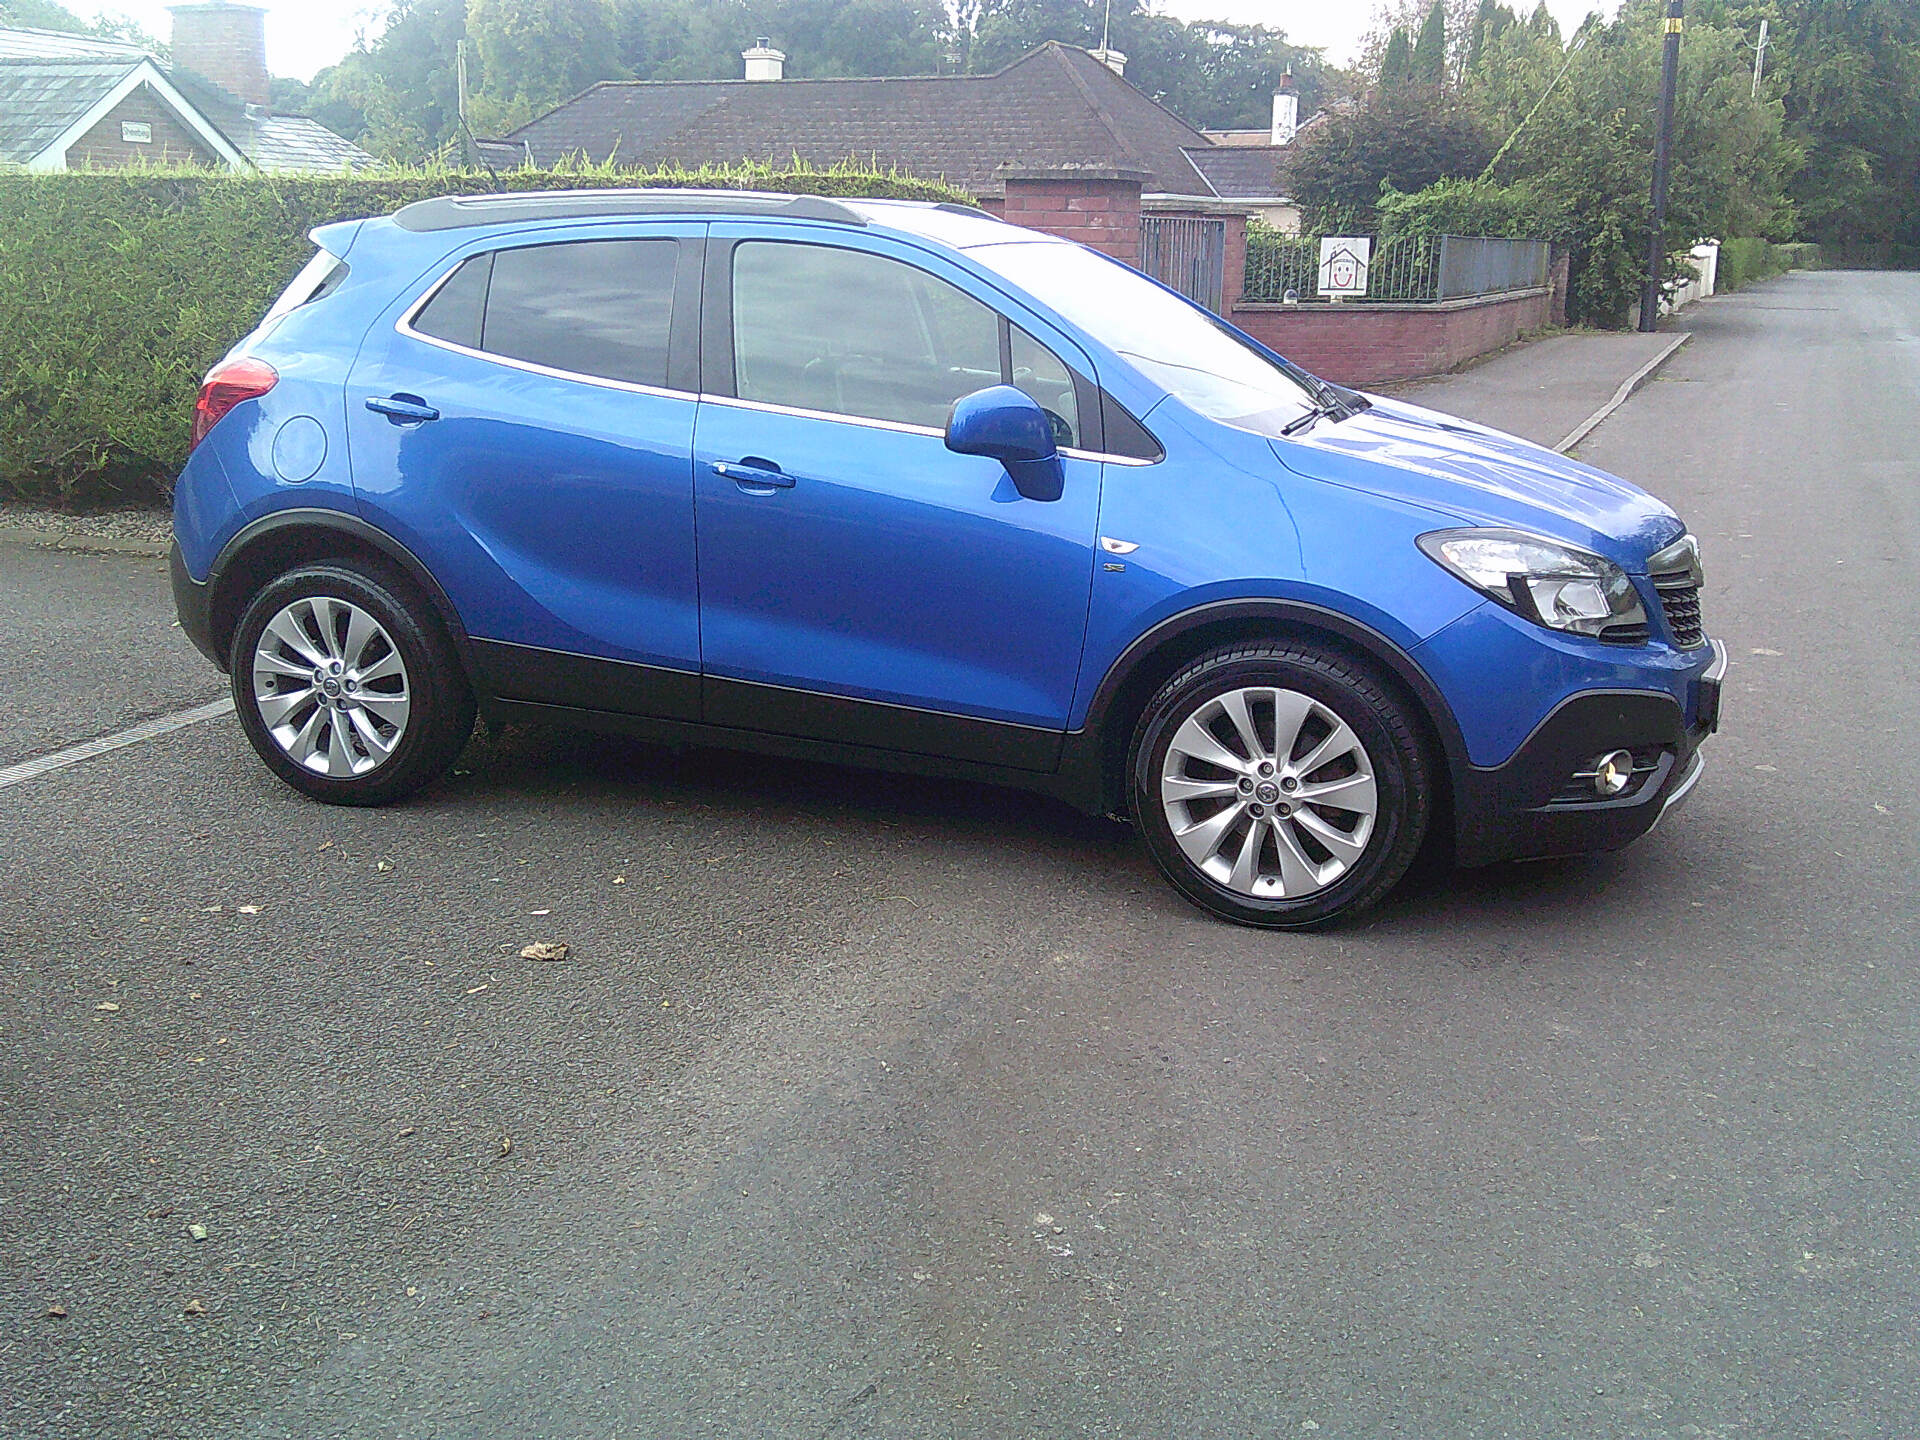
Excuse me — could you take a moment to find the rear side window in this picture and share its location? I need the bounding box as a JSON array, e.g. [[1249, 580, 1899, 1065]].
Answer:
[[732, 242, 1001, 429], [482, 239, 676, 387]]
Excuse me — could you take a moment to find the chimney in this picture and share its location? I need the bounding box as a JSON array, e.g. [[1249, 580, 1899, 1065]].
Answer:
[[1271, 67, 1299, 145], [169, 2, 270, 111], [742, 38, 785, 81], [1087, 47, 1127, 76]]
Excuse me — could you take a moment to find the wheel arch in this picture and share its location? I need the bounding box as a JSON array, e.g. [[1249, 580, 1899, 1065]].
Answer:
[[205, 508, 478, 685], [1075, 600, 1469, 847]]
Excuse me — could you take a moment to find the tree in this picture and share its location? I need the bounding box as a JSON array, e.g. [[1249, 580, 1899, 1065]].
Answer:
[[466, 0, 626, 124], [1287, 85, 1494, 231], [1380, 28, 1413, 87], [1411, 1, 1447, 86]]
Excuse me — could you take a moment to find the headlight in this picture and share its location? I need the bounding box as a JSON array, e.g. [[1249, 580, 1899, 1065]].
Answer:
[[1418, 528, 1649, 640]]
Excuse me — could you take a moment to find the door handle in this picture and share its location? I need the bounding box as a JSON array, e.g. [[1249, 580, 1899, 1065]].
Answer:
[[711, 459, 794, 490], [366, 394, 440, 424]]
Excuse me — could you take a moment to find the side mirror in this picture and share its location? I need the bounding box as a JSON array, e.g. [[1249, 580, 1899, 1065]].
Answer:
[[945, 385, 1064, 502]]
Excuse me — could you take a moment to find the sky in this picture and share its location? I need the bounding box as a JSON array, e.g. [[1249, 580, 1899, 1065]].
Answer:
[[79, 0, 1618, 84]]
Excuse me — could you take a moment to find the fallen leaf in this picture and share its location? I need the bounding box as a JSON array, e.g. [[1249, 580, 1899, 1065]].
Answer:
[[1750, 647, 1783, 656], [317, 840, 334, 851], [95, 1002, 120, 1012], [1873, 804, 1889, 814], [498, 1136, 512, 1157], [1033, 1212, 1054, 1227], [612, 876, 627, 885], [529, 909, 550, 916], [182, 1298, 208, 1316], [201, 905, 223, 914], [520, 942, 568, 962], [464, 984, 489, 995], [186, 1223, 208, 1242], [376, 860, 393, 872], [398, 1126, 416, 1138], [145, 1207, 174, 1219], [45, 1304, 67, 1319], [406, 1286, 418, 1297], [237, 905, 261, 915]]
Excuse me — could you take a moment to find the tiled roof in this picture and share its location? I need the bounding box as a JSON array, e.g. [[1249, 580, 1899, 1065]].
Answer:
[[0, 56, 137, 165], [1182, 145, 1289, 200], [509, 42, 1218, 198], [242, 114, 375, 172], [0, 26, 373, 172], [0, 26, 143, 60]]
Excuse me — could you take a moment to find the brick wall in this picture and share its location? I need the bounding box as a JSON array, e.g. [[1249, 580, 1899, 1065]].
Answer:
[[169, 1, 271, 110], [995, 166, 1146, 265], [1230, 288, 1554, 388], [64, 85, 223, 170]]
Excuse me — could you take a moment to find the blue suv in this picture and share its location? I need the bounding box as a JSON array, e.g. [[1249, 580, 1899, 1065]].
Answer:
[[172, 190, 1725, 928]]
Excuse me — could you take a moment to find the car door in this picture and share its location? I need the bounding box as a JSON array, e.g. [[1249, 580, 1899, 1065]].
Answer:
[[346, 223, 704, 720], [692, 228, 1103, 770]]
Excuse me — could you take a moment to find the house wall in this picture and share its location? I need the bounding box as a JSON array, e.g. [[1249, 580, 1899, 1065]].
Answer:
[[1230, 288, 1555, 388], [63, 84, 222, 169]]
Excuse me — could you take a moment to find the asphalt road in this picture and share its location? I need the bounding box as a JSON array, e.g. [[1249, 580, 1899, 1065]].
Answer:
[[3, 271, 1915, 1440]]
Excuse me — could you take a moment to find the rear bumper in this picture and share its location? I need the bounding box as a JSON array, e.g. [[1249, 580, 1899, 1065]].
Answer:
[[170, 538, 222, 669], [1454, 640, 1724, 866]]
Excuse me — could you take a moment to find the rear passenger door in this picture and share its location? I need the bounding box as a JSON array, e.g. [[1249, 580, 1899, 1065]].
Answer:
[[346, 224, 705, 720]]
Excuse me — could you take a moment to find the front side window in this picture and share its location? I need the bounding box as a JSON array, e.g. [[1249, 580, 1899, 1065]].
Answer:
[[731, 242, 1002, 430]]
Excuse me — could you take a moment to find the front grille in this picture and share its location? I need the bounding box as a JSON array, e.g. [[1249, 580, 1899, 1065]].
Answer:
[[1652, 570, 1705, 649]]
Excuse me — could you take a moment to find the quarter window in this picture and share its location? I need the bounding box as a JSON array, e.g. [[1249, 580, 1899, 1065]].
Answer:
[[731, 242, 1002, 430], [1010, 325, 1079, 449]]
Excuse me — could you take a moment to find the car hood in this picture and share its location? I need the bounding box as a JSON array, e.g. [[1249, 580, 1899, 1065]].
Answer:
[[1269, 395, 1683, 571]]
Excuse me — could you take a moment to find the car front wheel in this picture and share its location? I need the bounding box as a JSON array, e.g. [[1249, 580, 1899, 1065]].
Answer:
[[1128, 643, 1431, 928], [230, 561, 474, 806]]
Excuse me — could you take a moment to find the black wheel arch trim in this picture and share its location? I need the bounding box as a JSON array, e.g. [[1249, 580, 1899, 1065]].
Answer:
[[201, 507, 481, 682], [1071, 598, 1476, 809]]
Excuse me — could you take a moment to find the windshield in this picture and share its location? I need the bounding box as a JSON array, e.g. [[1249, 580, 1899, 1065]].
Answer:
[[970, 240, 1324, 438]]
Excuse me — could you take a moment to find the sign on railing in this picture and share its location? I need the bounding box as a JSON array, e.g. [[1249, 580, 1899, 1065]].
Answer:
[[1318, 238, 1372, 297]]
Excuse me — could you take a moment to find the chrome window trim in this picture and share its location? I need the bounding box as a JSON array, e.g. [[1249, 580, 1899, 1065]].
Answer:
[[395, 256, 692, 403], [396, 256, 1158, 464]]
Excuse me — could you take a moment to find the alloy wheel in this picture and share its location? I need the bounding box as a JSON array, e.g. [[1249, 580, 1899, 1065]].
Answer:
[[1158, 685, 1379, 899], [250, 595, 411, 777]]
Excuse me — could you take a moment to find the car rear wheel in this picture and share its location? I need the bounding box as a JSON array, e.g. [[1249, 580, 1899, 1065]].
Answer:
[[230, 561, 474, 806], [1128, 643, 1430, 928]]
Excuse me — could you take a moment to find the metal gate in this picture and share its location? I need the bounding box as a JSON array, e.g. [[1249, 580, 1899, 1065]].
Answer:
[[1139, 215, 1227, 312]]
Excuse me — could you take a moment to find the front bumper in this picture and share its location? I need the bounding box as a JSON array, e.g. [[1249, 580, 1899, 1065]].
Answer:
[[1454, 640, 1725, 866]]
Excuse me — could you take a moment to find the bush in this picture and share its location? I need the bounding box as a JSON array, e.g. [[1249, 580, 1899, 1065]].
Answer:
[[1376, 177, 1569, 241], [0, 160, 972, 504], [1713, 235, 1827, 291]]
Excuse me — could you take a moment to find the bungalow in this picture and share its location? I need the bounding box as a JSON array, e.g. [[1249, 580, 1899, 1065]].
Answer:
[[0, 4, 371, 173]]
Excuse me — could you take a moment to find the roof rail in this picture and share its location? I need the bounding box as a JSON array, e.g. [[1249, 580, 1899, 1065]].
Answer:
[[392, 188, 869, 233]]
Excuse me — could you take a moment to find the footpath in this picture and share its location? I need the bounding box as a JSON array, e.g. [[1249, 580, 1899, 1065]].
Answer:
[[1381, 325, 1691, 453], [0, 324, 1696, 559]]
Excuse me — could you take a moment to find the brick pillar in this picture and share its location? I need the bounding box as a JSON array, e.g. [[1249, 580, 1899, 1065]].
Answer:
[[995, 164, 1148, 265]]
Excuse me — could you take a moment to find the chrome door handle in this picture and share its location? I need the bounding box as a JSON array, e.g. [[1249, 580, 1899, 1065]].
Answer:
[[366, 395, 440, 424], [711, 460, 794, 489]]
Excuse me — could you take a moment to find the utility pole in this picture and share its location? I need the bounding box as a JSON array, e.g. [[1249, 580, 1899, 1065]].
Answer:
[[1639, 0, 1683, 333], [1751, 18, 1769, 98]]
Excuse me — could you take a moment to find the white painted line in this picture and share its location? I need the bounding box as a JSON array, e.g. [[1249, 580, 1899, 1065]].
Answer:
[[0, 697, 234, 792], [1555, 331, 1693, 454]]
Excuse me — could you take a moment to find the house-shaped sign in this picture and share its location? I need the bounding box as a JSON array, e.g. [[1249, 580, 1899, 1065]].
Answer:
[[1318, 237, 1372, 298]]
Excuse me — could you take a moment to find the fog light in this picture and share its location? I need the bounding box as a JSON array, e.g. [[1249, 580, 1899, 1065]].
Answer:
[[1592, 749, 1635, 797]]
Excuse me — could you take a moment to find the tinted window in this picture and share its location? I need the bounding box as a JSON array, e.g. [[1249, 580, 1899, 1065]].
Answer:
[[412, 253, 491, 349], [732, 242, 1000, 429], [1010, 325, 1079, 448], [481, 239, 676, 388]]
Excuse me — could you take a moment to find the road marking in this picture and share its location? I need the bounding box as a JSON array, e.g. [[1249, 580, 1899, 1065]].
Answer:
[[1556, 331, 1693, 453], [0, 697, 234, 792]]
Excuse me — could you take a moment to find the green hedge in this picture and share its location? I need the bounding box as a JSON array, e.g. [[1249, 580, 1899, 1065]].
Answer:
[[1716, 236, 1826, 292], [0, 161, 972, 504]]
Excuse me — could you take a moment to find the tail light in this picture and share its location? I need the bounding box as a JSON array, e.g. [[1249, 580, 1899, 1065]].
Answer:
[[189, 356, 278, 452]]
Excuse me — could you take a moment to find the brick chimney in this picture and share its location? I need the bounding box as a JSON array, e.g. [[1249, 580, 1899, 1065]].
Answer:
[[169, 2, 270, 111]]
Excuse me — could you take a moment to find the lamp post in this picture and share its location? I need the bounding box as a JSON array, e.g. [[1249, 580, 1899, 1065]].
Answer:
[[1639, 0, 1684, 332]]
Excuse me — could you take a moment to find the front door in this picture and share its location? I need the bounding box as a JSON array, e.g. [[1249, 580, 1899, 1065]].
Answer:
[[346, 225, 704, 718], [692, 232, 1101, 770]]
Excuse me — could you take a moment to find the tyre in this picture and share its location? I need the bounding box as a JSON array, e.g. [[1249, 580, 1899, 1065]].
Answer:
[[1128, 643, 1431, 928], [229, 561, 475, 806]]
